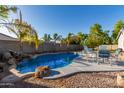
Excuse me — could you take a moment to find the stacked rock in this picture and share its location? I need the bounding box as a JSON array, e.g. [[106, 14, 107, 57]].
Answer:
[[3, 52, 16, 65], [35, 66, 51, 78]]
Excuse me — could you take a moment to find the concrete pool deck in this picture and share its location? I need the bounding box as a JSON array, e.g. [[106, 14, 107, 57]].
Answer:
[[2, 56, 124, 82], [44, 57, 124, 79]]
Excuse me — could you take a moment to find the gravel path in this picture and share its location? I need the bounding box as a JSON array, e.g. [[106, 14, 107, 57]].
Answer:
[[0, 72, 121, 88]]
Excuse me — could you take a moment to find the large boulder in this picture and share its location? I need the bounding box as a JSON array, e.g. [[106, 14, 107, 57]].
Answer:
[[0, 67, 3, 72], [15, 53, 32, 62], [7, 58, 16, 65], [0, 53, 3, 61], [3, 52, 12, 61], [0, 63, 4, 72], [0, 62, 6, 73], [9, 50, 19, 58], [118, 52, 124, 61], [35, 66, 51, 78], [117, 73, 124, 87]]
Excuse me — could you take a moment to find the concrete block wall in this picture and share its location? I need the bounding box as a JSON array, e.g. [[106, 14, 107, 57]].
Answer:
[[0, 40, 83, 53], [107, 45, 118, 51], [0, 40, 20, 52]]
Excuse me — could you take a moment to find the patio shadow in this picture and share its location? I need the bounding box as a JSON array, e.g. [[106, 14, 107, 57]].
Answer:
[[116, 61, 124, 66], [48, 70, 60, 77], [73, 58, 91, 66]]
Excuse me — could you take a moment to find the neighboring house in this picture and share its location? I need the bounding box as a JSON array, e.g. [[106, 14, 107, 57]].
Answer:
[[41, 39, 61, 44], [50, 40, 61, 44], [0, 33, 17, 41], [0, 33, 18, 52], [117, 28, 124, 50]]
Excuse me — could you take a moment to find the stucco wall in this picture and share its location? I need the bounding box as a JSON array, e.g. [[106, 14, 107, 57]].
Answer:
[[0, 40, 83, 53], [118, 32, 124, 50]]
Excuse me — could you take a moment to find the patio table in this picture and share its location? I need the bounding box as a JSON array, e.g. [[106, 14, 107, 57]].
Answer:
[[97, 50, 111, 65]]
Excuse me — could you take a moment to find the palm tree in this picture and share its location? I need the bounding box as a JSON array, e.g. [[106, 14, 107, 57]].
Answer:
[[53, 33, 62, 43], [0, 5, 17, 19], [0, 5, 18, 31], [77, 32, 88, 45], [42, 34, 52, 42], [0, 5, 40, 53], [77, 32, 84, 45], [3, 11, 40, 51], [67, 32, 74, 45]]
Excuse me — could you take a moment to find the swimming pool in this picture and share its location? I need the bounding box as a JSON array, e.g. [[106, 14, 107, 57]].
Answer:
[[16, 53, 79, 73]]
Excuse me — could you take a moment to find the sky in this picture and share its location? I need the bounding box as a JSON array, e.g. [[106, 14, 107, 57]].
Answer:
[[1, 5, 124, 38]]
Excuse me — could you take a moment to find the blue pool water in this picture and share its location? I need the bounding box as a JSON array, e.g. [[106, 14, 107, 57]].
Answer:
[[16, 53, 79, 73]]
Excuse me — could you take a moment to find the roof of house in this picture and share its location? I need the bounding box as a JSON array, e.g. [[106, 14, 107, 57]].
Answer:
[[117, 28, 124, 40], [0, 33, 17, 41]]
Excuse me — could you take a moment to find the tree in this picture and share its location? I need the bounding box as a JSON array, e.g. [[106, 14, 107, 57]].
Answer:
[[0, 5, 39, 49], [102, 30, 112, 44], [77, 32, 84, 40], [77, 32, 88, 45], [0, 5, 17, 29], [61, 38, 67, 45], [61, 32, 84, 45], [111, 20, 124, 44], [86, 24, 104, 48], [3, 11, 40, 51], [0, 5, 17, 19], [67, 32, 74, 45], [53, 33, 62, 43], [69, 36, 81, 45], [42, 33, 52, 42]]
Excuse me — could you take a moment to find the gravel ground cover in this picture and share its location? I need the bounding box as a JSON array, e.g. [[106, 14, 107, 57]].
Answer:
[[0, 71, 121, 88]]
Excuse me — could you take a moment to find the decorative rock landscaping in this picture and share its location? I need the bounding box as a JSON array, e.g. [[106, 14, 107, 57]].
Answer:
[[1, 51, 124, 88], [0, 72, 121, 88], [0, 50, 34, 81]]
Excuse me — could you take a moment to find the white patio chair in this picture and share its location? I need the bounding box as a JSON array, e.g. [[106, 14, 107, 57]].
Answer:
[[82, 46, 97, 62]]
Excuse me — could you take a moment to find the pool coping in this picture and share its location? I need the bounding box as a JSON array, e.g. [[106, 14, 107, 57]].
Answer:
[[5, 52, 124, 81], [30, 51, 77, 59], [7, 64, 124, 81]]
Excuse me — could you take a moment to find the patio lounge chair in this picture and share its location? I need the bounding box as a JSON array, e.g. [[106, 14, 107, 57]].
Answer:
[[82, 46, 97, 62]]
